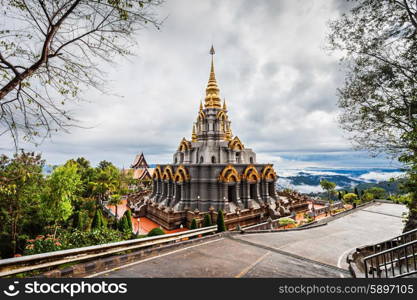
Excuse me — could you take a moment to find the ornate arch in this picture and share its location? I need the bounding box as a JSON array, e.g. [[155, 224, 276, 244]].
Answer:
[[152, 165, 163, 180], [198, 111, 206, 121], [178, 138, 191, 152], [162, 166, 174, 181], [228, 136, 244, 151], [261, 165, 277, 181], [216, 110, 226, 120], [218, 165, 241, 183], [242, 165, 260, 182], [174, 165, 190, 183]]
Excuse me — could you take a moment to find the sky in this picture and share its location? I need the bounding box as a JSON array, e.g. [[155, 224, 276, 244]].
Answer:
[[0, 0, 403, 170]]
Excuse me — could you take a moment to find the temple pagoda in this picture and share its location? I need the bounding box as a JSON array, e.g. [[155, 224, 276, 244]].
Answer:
[[138, 47, 291, 229]]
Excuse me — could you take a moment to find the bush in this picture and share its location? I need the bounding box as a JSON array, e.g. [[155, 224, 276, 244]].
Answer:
[[190, 218, 198, 230], [216, 209, 226, 232], [91, 209, 105, 230], [59, 228, 124, 250], [278, 217, 296, 226], [123, 210, 132, 230], [343, 193, 358, 204], [24, 228, 125, 255], [24, 235, 63, 255], [203, 214, 212, 227], [147, 227, 165, 237], [118, 215, 131, 234]]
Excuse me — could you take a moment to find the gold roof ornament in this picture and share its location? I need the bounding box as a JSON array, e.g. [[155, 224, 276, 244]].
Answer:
[[199, 101, 203, 111], [191, 124, 197, 142], [223, 98, 227, 111], [204, 45, 222, 109]]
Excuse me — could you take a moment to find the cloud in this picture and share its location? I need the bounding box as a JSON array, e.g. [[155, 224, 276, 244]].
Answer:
[[359, 172, 405, 182], [0, 0, 396, 169]]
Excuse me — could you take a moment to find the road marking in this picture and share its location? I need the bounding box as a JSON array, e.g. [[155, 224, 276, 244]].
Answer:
[[234, 251, 271, 278], [337, 247, 355, 269], [86, 238, 224, 278]]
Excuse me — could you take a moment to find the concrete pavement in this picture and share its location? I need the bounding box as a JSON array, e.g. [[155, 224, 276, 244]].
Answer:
[[90, 202, 406, 278]]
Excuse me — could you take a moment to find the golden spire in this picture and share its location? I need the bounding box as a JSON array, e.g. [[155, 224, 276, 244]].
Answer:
[[191, 124, 197, 142], [204, 45, 222, 109], [199, 101, 203, 111], [223, 98, 227, 111]]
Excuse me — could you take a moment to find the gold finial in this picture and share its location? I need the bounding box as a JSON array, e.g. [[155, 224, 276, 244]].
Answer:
[[191, 124, 197, 142], [204, 45, 221, 109], [223, 98, 227, 110], [199, 101, 203, 111]]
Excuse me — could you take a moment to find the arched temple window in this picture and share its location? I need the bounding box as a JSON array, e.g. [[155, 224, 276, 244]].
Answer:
[[200, 156, 204, 163], [250, 157, 254, 164], [180, 153, 184, 164], [236, 152, 240, 163], [174, 157, 178, 164], [211, 156, 216, 163]]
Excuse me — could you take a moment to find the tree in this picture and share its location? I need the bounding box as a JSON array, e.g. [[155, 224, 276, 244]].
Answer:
[[354, 187, 359, 197], [118, 215, 130, 235], [365, 187, 387, 200], [190, 218, 197, 230], [0, 0, 163, 147], [0, 151, 45, 256], [41, 160, 81, 236], [320, 180, 336, 201], [216, 209, 226, 232], [90, 164, 120, 205], [203, 214, 212, 227], [108, 194, 123, 223], [343, 193, 358, 204], [328, 0, 417, 231], [91, 209, 104, 230], [123, 210, 132, 230], [338, 191, 343, 201]]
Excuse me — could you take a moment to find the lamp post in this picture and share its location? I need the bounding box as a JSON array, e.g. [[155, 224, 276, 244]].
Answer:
[[137, 217, 140, 235]]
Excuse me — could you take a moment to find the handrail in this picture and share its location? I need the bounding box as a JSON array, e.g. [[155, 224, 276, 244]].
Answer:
[[0, 225, 218, 277], [375, 228, 417, 247], [364, 239, 417, 260]]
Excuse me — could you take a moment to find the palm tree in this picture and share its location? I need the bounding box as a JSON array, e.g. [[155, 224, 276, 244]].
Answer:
[[108, 194, 122, 226]]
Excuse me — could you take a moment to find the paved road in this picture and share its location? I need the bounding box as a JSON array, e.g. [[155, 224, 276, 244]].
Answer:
[[91, 202, 406, 278]]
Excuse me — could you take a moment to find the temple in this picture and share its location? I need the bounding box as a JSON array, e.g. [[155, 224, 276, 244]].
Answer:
[[134, 47, 301, 229]]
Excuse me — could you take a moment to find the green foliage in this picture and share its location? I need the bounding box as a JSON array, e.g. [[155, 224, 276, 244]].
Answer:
[[0, 151, 46, 256], [91, 209, 105, 230], [216, 209, 226, 232], [364, 187, 387, 200], [41, 161, 81, 227], [190, 218, 198, 230], [24, 234, 63, 256], [203, 214, 212, 227], [118, 215, 131, 235], [343, 193, 358, 204], [362, 192, 374, 202], [147, 227, 165, 237], [320, 180, 337, 200], [278, 217, 296, 226], [124, 210, 132, 230]]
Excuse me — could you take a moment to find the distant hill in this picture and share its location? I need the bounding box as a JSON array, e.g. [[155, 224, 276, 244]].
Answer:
[[277, 168, 405, 194]]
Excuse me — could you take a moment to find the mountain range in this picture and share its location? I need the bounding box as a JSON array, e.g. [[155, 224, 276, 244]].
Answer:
[[276, 168, 405, 194]]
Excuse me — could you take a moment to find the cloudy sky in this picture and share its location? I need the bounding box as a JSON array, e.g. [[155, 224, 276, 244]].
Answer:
[[1, 0, 402, 170]]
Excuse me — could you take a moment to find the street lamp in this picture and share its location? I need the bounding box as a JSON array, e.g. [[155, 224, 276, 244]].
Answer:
[[137, 217, 140, 235]]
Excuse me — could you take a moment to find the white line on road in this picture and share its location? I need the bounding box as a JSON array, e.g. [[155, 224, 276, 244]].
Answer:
[[337, 247, 357, 278], [87, 238, 224, 278]]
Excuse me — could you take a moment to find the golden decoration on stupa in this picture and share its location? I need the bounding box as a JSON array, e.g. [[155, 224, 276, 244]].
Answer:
[[204, 45, 222, 109]]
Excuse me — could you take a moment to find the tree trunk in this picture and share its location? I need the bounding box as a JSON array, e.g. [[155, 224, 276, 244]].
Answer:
[[404, 194, 417, 232]]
